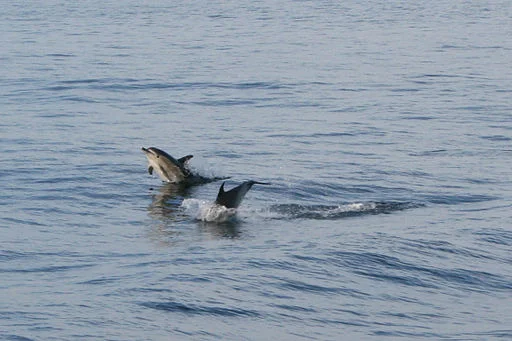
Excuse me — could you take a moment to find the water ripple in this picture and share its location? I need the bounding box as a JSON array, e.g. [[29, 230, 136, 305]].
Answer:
[[2, 263, 94, 274], [1, 335, 36, 341], [43, 79, 290, 92], [330, 251, 512, 292], [139, 301, 260, 318]]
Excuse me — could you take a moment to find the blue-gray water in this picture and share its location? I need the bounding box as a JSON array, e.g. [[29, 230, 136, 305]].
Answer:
[[1, 1, 511, 340]]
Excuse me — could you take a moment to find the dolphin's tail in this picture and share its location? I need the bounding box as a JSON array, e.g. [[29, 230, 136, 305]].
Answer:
[[215, 180, 270, 209]]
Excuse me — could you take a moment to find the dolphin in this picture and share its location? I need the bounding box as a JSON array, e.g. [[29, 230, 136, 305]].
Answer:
[[215, 181, 270, 209], [142, 147, 194, 183]]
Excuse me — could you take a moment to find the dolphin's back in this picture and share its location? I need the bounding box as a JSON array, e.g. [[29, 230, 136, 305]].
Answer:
[[149, 147, 184, 168], [151, 147, 191, 177]]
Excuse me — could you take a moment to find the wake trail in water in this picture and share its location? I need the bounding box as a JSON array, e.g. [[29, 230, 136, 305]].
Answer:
[[181, 199, 420, 223], [266, 202, 420, 220]]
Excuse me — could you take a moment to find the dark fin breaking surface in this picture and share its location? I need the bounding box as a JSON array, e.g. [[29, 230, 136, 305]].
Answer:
[[178, 155, 194, 165]]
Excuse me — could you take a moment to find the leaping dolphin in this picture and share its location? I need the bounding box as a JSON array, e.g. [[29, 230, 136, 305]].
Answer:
[[215, 181, 270, 209], [142, 147, 194, 184]]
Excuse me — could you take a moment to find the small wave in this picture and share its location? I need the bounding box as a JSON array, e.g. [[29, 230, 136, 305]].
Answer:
[[139, 301, 260, 317], [49, 79, 287, 92], [474, 228, 512, 246], [2, 263, 93, 274], [1, 335, 36, 341], [424, 194, 497, 205], [330, 251, 512, 292], [181, 199, 237, 223]]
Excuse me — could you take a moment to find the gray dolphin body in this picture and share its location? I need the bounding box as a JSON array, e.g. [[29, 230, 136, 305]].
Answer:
[[215, 181, 270, 209], [142, 147, 194, 183]]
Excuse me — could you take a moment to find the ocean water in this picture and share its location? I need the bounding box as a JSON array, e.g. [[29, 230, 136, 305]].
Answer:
[[1, 0, 511, 340]]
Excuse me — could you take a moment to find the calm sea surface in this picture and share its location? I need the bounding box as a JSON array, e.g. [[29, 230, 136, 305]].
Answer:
[[1, 1, 511, 340]]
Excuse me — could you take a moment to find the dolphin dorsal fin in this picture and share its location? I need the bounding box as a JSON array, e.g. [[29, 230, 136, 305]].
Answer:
[[178, 155, 193, 165]]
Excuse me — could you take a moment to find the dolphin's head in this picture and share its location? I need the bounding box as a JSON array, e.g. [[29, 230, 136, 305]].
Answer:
[[142, 147, 191, 183], [141, 146, 178, 165], [142, 147, 165, 160]]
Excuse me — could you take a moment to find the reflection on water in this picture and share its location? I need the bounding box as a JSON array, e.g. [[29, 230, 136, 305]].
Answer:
[[147, 183, 191, 222], [197, 220, 241, 239], [146, 183, 190, 246]]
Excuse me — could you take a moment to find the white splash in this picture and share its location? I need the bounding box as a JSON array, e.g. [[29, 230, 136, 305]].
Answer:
[[181, 199, 237, 223], [336, 202, 377, 212], [188, 157, 226, 179]]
